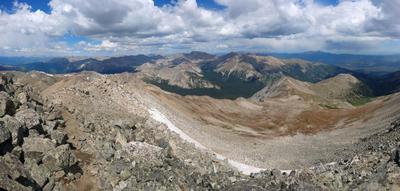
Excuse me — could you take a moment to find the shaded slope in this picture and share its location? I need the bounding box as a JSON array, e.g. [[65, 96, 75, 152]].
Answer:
[[206, 53, 348, 83], [251, 74, 372, 106], [145, 53, 347, 99]]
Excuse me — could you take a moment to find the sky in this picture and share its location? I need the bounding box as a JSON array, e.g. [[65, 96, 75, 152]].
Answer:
[[0, 0, 399, 56]]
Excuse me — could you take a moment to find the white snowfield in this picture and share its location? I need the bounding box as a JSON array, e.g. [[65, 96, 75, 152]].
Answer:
[[148, 108, 266, 175], [37, 71, 55, 77]]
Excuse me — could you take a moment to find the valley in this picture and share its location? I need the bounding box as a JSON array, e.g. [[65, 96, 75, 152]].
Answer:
[[1, 52, 400, 190]]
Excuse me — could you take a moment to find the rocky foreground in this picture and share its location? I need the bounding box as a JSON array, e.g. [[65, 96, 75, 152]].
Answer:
[[1, 74, 400, 190]]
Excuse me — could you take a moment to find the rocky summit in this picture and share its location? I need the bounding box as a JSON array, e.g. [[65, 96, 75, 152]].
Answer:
[[0, 71, 398, 191]]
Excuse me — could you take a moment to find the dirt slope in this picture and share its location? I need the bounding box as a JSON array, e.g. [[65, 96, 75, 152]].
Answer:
[[14, 71, 400, 170]]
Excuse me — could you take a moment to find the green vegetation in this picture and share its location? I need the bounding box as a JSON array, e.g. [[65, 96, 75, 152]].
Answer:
[[348, 97, 373, 106], [147, 70, 265, 100], [346, 83, 375, 106], [319, 104, 339, 109], [281, 64, 344, 83]]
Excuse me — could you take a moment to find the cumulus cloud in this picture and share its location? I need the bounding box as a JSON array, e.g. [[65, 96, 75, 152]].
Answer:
[[0, 0, 399, 56], [367, 1, 400, 38]]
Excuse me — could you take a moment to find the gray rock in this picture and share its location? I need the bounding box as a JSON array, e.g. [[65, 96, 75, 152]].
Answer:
[[43, 120, 62, 134], [50, 130, 67, 145], [43, 177, 55, 191], [0, 154, 32, 190], [0, 178, 31, 191], [0, 153, 29, 180], [29, 93, 43, 105], [0, 91, 15, 117], [43, 144, 77, 172], [11, 146, 23, 159], [65, 172, 75, 181], [118, 141, 164, 167], [101, 141, 115, 161], [1, 115, 25, 145], [22, 137, 56, 153], [120, 170, 131, 180], [0, 121, 11, 144], [53, 170, 66, 180], [17, 92, 29, 104], [46, 110, 62, 121], [28, 129, 40, 137], [0, 76, 14, 93], [391, 147, 399, 164], [15, 108, 41, 129], [22, 137, 56, 163], [29, 163, 50, 188], [52, 182, 66, 191]]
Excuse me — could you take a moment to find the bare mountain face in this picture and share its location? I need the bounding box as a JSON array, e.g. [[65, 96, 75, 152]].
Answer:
[[251, 74, 372, 107], [208, 53, 346, 83], [138, 52, 348, 99], [136, 52, 219, 89]]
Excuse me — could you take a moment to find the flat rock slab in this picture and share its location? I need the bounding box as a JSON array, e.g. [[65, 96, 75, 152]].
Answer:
[[15, 109, 41, 129]]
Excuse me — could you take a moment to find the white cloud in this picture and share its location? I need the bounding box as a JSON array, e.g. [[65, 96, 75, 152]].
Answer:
[[0, 0, 399, 56], [367, 1, 400, 38]]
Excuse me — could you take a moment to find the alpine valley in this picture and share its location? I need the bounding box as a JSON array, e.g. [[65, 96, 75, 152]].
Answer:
[[1, 51, 400, 190]]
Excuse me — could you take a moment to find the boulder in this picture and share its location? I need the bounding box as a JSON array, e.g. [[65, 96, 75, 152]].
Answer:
[[29, 163, 50, 188], [391, 147, 400, 165], [43, 120, 58, 134], [28, 129, 40, 137], [22, 137, 56, 163], [22, 137, 56, 153], [15, 108, 41, 129], [43, 177, 55, 191], [0, 122, 11, 144], [99, 141, 115, 161], [11, 146, 23, 159], [28, 92, 43, 105], [0, 178, 31, 191], [46, 110, 62, 121], [1, 115, 25, 145], [0, 153, 30, 179], [0, 154, 32, 190], [119, 141, 164, 167], [17, 92, 29, 104], [43, 144, 77, 172], [50, 130, 68, 145], [0, 76, 13, 93], [0, 91, 15, 117]]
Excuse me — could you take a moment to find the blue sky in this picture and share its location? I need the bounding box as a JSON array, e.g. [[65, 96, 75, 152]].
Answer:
[[0, 0, 340, 11], [0, 0, 228, 12], [0, 0, 51, 13], [0, 0, 399, 56]]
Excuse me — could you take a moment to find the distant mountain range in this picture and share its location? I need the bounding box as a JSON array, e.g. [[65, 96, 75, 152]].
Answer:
[[265, 51, 400, 75], [1, 51, 400, 99], [0, 55, 162, 74]]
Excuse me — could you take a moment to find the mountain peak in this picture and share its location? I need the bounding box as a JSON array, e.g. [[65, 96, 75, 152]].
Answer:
[[183, 51, 215, 60], [319, 73, 360, 85]]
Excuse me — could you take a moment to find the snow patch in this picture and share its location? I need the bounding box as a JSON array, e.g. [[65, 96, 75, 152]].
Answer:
[[215, 154, 265, 175], [148, 108, 206, 150], [36, 71, 54, 77], [148, 108, 266, 175]]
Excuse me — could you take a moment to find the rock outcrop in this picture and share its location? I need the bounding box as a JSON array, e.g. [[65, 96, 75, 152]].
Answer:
[[0, 75, 78, 190]]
